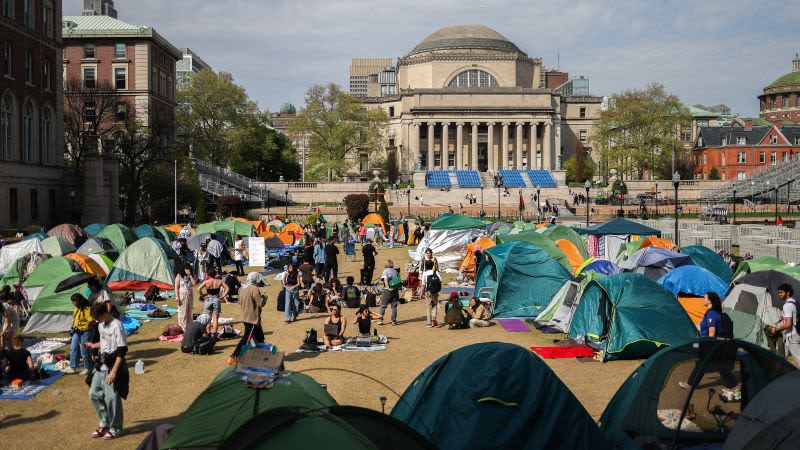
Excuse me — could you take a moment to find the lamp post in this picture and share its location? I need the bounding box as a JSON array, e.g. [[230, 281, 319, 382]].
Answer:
[[672, 171, 680, 245], [480, 185, 484, 216], [406, 189, 411, 216], [774, 187, 779, 224], [174, 159, 177, 224], [655, 181, 659, 218], [732, 188, 736, 224], [536, 185, 541, 224], [266, 190, 271, 217], [248, 183, 252, 213], [374, 187, 379, 212], [584, 180, 591, 227], [495, 175, 503, 219], [284, 189, 288, 217]]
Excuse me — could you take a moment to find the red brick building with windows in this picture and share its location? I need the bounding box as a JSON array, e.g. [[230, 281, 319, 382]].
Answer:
[[759, 53, 800, 123], [692, 121, 800, 180]]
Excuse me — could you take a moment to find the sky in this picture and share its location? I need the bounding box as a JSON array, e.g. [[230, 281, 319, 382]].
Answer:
[[65, 0, 800, 117]]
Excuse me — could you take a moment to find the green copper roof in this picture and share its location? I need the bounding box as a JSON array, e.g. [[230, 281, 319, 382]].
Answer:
[[62, 16, 182, 59], [63, 15, 143, 31], [688, 106, 719, 118], [767, 72, 800, 88]]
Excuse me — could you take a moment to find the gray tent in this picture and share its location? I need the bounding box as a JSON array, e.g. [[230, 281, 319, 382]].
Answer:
[[264, 236, 284, 249], [533, 280, 582, 333], [76, 237, 117, 257]]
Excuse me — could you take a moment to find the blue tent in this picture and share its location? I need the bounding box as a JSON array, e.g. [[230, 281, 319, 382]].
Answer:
[[577, 258, 621, 276], [681, 245, 734, 283], [657, 265, 729, 299]]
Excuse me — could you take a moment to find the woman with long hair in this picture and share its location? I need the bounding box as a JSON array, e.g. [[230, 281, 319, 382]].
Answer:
[[174, 265, 196, 331], [63, 293, 94, 374]]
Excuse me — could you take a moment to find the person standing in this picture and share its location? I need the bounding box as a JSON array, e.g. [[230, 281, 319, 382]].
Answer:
[[313, 239, 326, 281], [85, 302, 129, 440], [174, 266, 196, 331], [378, 260, 400, 326], [233, 235, 245, 276], [388, 223, 395, 248], [403, 221, 409, 245], [88, 278, 117, 317], [768, 284, 800, 364], [421, 260, 441, 328], [358, 224, 367, 244], [332, 223, 340, 242], [302, 239, 314, 267], [196, 269, 228, 336], [228, 272, 267, 365], [1, 300, 20, 350], [283, 263, 301, 323], [324, 237, 339, 282], [194, 243, 211, 282], [361, 239, 377, 285], [63, 294, 94, 375]]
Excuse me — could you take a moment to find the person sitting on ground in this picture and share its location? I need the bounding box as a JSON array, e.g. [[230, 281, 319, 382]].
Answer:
[[306, 282, 327, 313], [353, 306, 382, 336], [328, 277, 343, 300], [196, 268, 229, 336], [465, 298, 491, 328], [2, 335, 35, 381], [444, 292, 468, 329], [342, 276, 361, 308], [222, 271, 241, 303], [323, 304, 347, 348]]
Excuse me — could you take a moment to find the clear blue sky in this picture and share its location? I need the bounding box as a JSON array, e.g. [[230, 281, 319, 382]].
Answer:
[[65, 0, 799, 117]]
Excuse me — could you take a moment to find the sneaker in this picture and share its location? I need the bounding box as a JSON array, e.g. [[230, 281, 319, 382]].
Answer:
[[378, 321, 384, 326], [678, 381, 691, 390], [226, 357, 237, 366], [102, 430, 120, 440], [392, 321, 398, 326], [90, 427, 108, 438], [426, 324, 432, 328], [79, 369, 89, 376], [61, 367, 76, 374]]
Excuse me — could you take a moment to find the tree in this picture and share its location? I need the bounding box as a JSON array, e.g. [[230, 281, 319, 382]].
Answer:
[[63, 79, 119, 174], [290, 83, 388, 181], [383, 149, 399, 185], [228, 113, 301, 181], [591, 83, 691, 181], [378, 198, 391, 224], [344, 194, 370, 221], [708, 166, 720, 180], [563, 140, 595, 182]]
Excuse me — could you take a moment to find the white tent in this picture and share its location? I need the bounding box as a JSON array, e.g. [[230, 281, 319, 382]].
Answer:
[[0, 239, 43, 275], [533, 280, 582, 333]]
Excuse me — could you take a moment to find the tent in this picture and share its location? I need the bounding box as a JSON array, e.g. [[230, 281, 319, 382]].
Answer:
[[24, 232, 47, 241], [361, 213, 386, 232], [40, 235, 77, 257], [681, 245, 734, 283], [459, 237, 495, 279], [475, 241, 572, 317], [533, 280, 583, 332], [232, 217, 269, 237], [724, 371, 800, 450], [88, 253, 114, 275], [614, 241, 643, 265], [410, 215, 484, 264], [657, 265, 729, 300], [576, 258, 620, 276], [267, 219, 285, 230], [282, 222, 304, 234], [105, 237, 182, 291], [429, 213, 485, 230], [733, 256, 786, 279], [0, 238, 43, 275], [161, 369, 337, 448], [196, 220, 256, 245], [47, 223, 88, 245], [638, 236, 677, 251], [487, 221, 513, 235], [543, 225, 589, 259], [23, 267, 90, 334], [134, 224, 174, 242], [722, 270, 800, 349], [392, 342, 612, 450], [65, 253, 108, 277], [577, 218, 661, 237], [263, 235, 285, 249], [76, 237, 118, 260], [22, 256, 83, 289], [569, 273, 698, 361], [95, 224, 138, 254], [618, 247, 695, 280], [600, 338, 795, 450], [0, 253, 47, 289], [83, 223, 106, 236], [555, 239, 585, 274], [495, 230, 572, 272]]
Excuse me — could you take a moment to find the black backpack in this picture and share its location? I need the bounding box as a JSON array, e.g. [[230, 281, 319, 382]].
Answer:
[[365, 291, 377, 308], [427, 271, 441, 293], [300, 328, 320, 351], [719, 312, 734, 339], [344, 286, 361, 308]]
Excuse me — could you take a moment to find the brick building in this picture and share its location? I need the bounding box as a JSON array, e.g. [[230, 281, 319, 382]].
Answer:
[[692, 121, 800, 180], [759, 53, 800, 123], [0, 0, 68, 229]]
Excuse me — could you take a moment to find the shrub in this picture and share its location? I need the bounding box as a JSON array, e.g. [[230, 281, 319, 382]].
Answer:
[[344, 194, 370, 221], [378, 198, 390, 223], [215, 195, 241, 218], [709, 166, 720, 180]]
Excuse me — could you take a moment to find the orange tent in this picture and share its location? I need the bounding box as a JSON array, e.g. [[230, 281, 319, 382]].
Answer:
[[638, 236, 677, 252], [677, 295, 706, 328], [165, 224, 194, 236], [555, 239, 585, 274], [65, 253, 108, 277], [459, 237, 496, 280], [233, 218, 270, 237], [362, 213, 386, 232], [282, 223, 304, 234]]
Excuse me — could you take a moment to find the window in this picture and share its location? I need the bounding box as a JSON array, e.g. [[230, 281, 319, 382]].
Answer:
[[579, 130, 588, 143], [770, 135, 777, 144], [4, 43, 13, 77], [83, 68, 95, 88], [2, 0, 12, 17], [737, 172, 746, 180], [796, 137, 800, 146], [721, 137, 727, 146], [759, 152, 765, 164], [784, 152, 790, 162], [84, 43, 96, 59], [737, 136, 746, 145], [48, 189, 55, 221], [85, 101, 96, 124], [697, 120, 708, 127], [115, 67, 126, 89], [784, 97, 790, 108], [388, 138, 395, 147], [721, 152, 726, 167], [737, 152, 746, 164], [43, 4, 52, 37], [42, 108, 52, 163], [1, 94, 12, 160], [115, 43, 126, 58], [419, 125, 428, 139], [579, 107, 587, 118], [23, 0, 31, 27], [115, 102, 127, 121], [9, 188, 17, 221], [25, 50, 32, 83], [23, 101, 33, 162], [697, 136, 704, 147], [770, 152, 777, 165], [388, 106, 394, 117], [681, 130, 692, 142], [30, 189, 38, 220], [447, 69, 499, 88], [43, 59, 50, 90], [151, 67, 156, 91]]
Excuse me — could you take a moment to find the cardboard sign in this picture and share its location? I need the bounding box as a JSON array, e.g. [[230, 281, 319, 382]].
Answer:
[[236, 347, 284, 371], [248, 237, 265, 267]]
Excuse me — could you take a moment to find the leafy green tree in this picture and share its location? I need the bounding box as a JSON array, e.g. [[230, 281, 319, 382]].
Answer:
[[563, 140, 595, 182], [228, 113, 301, 181], [592, 83, 691, 181], [290, 83, 388, 181], [709, 166, 720, 180], [378, 198, 391, 223]]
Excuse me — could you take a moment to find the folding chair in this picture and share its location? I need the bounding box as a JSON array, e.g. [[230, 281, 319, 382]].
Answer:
[[344, 240, 357, 262]]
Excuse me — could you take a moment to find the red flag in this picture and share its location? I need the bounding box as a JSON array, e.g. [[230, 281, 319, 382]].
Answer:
[[519, 192, 525, 212]]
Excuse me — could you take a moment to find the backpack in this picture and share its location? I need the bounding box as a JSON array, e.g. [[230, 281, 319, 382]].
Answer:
[[427, 271, 441, 293], [344, 286, 361, 308], [719, 312, 734, 339], [193, 336, 215, 355], [300, 328, 320, 351], [365, 290, 377, 308], [788, 299, 800, 335]]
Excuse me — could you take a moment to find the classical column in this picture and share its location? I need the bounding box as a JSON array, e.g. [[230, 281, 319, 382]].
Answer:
[[515, 122, 524, 169], [411, 122, 420, 172], [455, 122, 464, 170], [487, 122, 495, 172], [441, 122, 450, 169], [529, 122, 537, 170], [471, 122, 479, 170], [554, 119, 562, 170], [501, 122, 510, 171], [543, 121, 552, 170], [427, 122, 435, 170]]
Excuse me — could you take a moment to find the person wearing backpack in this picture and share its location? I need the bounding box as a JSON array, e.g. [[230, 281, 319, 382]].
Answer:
[[421, 260, 441, 328], [377, 260, 401, 326], [767, 283, 800, 363], [342, 276, 361, 308]]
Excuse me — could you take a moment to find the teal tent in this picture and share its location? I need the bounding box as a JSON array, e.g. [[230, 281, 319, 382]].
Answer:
[[577, 218, 661, 237], [95, 224, 138, 253], [24, 232, 47, 241], [429, 213, 485, 230], [569, 273, 698, 361], [475, 241, 572, 317], [83, 223, 106, 236], [600, 338, 795, 449], [542, 224, 589, 259], [495, 229, 572, 272], [681, 245, 734, 283], [392, 342, 612, 450], [134, 224, 173, 242]]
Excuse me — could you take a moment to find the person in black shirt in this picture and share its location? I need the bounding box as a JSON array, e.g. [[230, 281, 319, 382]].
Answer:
[[302, 241, 314, 268], [323, 238, 339, 282], [223, 272, 241, 303], [361, 239, 377, 285], [352, 306, 382, 336], [3, 335, 34, 380]]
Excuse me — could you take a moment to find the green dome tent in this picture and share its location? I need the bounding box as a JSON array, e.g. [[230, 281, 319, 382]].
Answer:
[[22, 256, 90, 334], [600, 338, 795, 449], [95, 224, 138, 254], [134, 224, 174, 242], [76, 237, 119, 260], [22, 256, 82, 289], [83, 223, 106, 236], [733, 256, 785, 279], [105, 237, 182, 291], [542, 225, 589, 259], [569, 273, 698, 361], [475, 241, 572, 317], [429, 213, 485, 230], [0, 253, 47, 290], [196, 220, 255, 245], [392, 342, 612, 450], [681, 245, 734, 283], [496, 229, 572, 272], [40, 235, 77, 257]]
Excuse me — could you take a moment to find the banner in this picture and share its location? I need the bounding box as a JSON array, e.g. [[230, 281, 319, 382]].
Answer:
[[248, 237, 265, 267]]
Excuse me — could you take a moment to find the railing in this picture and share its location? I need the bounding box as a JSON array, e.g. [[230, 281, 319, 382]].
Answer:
[[194, 159, 290, 204]]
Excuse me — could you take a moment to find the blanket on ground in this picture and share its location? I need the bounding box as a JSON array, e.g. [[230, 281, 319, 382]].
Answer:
[[0, 371, 65, 400], [530, 346, 596, 359]]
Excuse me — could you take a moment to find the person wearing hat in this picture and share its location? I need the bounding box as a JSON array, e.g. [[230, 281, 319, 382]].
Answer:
[[228, 272, 268, 365], [444, 292, 468, 329]]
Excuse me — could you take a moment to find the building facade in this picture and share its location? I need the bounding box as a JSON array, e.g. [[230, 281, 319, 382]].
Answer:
[[759, 53, 800, 123], [81, 0, 116, 18], [1, 0, 68, 229], [349, 58, 392, 99], [361, 24, 602, 180], [176, 47, 211, 90]]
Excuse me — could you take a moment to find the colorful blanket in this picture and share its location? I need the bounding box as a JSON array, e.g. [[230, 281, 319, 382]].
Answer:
[[0, 371, 65, 400], [126, 308, 177, 320], [530, 346, 597, 359]]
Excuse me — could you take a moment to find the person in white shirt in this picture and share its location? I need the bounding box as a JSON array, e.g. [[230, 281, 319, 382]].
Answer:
[[377, 260, 400, 325], [233, 235, 245, 276], [768, 283, 800, 364], [421, 260, 441, 328]]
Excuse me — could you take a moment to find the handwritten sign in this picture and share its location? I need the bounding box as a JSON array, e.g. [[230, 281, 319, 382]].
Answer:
[[248, 237, 265, 267]]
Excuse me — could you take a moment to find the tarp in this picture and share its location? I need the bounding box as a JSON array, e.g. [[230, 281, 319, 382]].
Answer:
[[0, 252, 47, 289], [83, 223, 106, 236], [569, 273, 698, 361], [40, 235, 77, 257], [733, 256, 785, 279], [105, 237, 182, 291], [391, 342, 612, 450], [578, 218, 661, 237], [459, 237, 496, 279], [195, 220, 255, 245], [639, 236, 676, 251], [161, 369, 336, 449], [543, 225, 589, 259], [600, 338, 795, 449], [475, 241, 572, 317], [681, 245, 734, 283], [47, 223, 87, 245], [95, 224, 138, 254], [657, 265, 729, 299], [0, 239, 43, 275], [409, 228, 483, 264], [618, 247, 694, 280], [555, 239, 585, 274], [429, 214, 485, 230], [495, 230, 572, 272], [65, 253, 108, 277], [361, 213, 386, 232], [576, 258, 620, 276]]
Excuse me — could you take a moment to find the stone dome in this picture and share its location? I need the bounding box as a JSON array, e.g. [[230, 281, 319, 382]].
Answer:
[[406, 24, 523, 57]]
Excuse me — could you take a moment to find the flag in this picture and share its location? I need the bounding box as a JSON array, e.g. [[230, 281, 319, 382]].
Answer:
[[519, 192, 525, 212]]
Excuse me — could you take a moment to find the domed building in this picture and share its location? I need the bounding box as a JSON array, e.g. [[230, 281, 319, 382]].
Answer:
[[363, 24, 603, 185], [759, 53, 800, 123]]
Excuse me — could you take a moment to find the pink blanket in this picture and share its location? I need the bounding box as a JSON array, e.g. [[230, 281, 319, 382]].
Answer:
[[158, 334, 183, 342]]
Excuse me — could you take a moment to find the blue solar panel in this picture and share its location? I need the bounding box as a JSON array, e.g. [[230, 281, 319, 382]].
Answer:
[[525, 170, 556, 188], [498, 170, 526, 188], [455, 170, 481, 188], [426, 170, 451, 188]]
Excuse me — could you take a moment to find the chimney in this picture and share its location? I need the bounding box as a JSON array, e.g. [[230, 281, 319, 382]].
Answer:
[[744, 119, 753, 128], [773, 120, 782, 128]]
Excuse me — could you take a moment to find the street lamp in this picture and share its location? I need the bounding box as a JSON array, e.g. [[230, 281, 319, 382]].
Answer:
[[480, 185, 484, 216], [672, 171, 680, 245], [732, 188, 736, 224], [374, 187, 379, 212], [284, 189, 288, 217], [655, 181, 659, 218], [584, 180, 591, 227], [774, 187, 779, 224], [266, 190, 271, 217], [495, 175, 503, 219], [406, 189, 411, 216], [536, 185, 541, 224]]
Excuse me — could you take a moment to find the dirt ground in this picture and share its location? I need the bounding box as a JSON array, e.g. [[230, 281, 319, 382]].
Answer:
[[0, 245, 641, 449]]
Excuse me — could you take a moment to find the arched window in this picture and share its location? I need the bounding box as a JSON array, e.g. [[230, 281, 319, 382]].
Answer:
[[23, 100, 34, 162], [447, 69, 499, 88], [1, 93, 12, 160], [42, 107, 52, 164]]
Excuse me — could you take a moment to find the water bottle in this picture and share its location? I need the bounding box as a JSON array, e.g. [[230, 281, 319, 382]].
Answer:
[[134, 360, 145, 375], [576, 335, 585, 346]]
